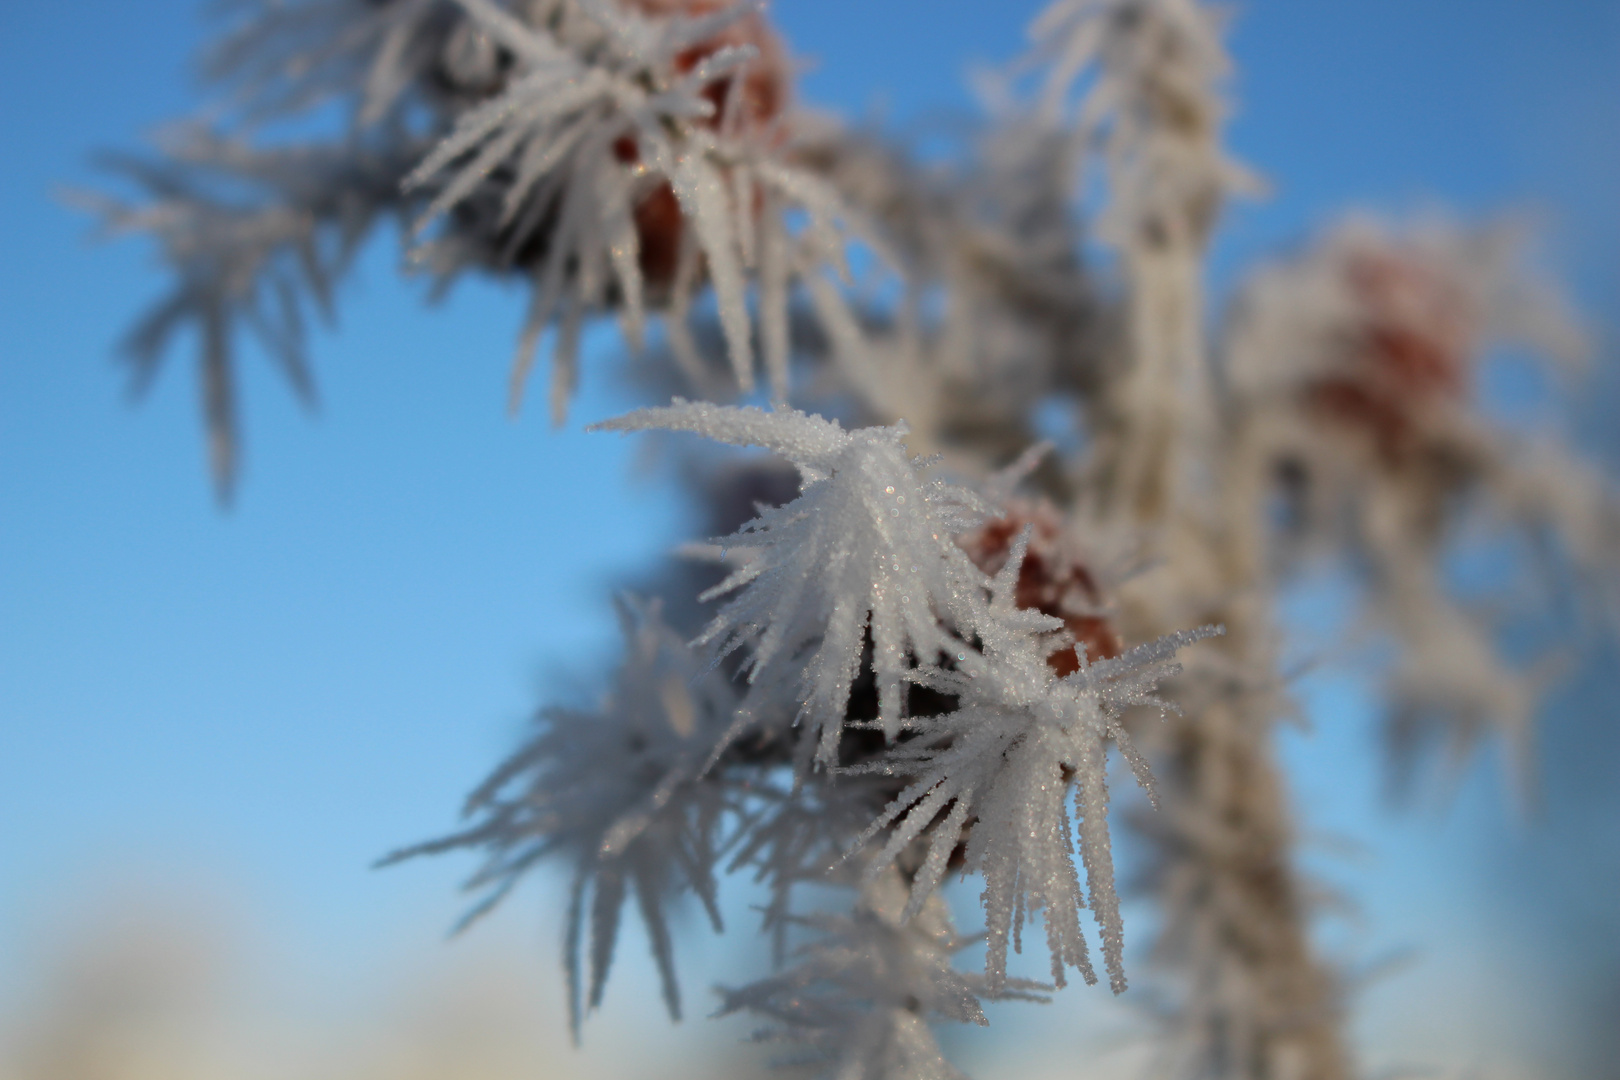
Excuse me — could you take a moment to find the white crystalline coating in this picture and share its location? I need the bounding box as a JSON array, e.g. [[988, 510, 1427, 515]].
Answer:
[[594, 406, 1222, 998], [404, 0, 743, 411], [378, 595, 742, 1040], [1028, 0, 1259, 233], [1225, 214, 1619, 798], [715, 869, 1048, 1080], [594, 401, 996, 762], [594, 398, 848, 472], [671, 149, 756, 389], [400, 0, 881, 410], [87, 0, 890, 485], [850, 530, 1221, 994], [70, 129, 413, 499], [203, 0, 455, 126], [1226, 215, 1588, 403]]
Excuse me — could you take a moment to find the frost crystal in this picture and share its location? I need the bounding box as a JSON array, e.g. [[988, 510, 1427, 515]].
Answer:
[[379, 596, 740, 1037], [594, 400, 995, 762], [853, 531, 1220, 994], [404, 0, 874, 413], [72, 130, 411, 498], [957, 497, 1126, 675], [717, 869, 1047, 1080], [84, 0, 879, 487]]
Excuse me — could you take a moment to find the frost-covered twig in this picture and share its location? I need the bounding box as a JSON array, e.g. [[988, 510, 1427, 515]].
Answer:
[[1006, 3, 1352, 1075], [84, 0, 883, 488], [1029, 0, 1256, 519]]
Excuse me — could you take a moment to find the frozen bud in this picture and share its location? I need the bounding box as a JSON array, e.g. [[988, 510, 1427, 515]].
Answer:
[[629, 0, 789, 134], [957, 498, 1123, 675], [1307, 245, 1477, 463], [616, 0, 791, 287]]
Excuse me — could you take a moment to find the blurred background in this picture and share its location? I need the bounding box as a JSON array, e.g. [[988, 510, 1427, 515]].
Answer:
[[1, 1, 1616, 1078]]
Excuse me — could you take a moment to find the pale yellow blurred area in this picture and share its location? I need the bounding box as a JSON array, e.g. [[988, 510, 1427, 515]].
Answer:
[[0, 883, 1571, 1080], [0, 887, 769, 1080]]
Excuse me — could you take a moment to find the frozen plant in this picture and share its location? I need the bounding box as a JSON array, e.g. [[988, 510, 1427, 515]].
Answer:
[[590, 403, 1213, 1000], [594, 401, 997, 760], [87, 0, 1619, 1078], [80, 0, 876, 495], [1225, 215, 1616, 797]]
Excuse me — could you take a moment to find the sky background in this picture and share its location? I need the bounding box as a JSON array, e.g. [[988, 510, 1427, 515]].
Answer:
[[2, 1, 1618, 1078]]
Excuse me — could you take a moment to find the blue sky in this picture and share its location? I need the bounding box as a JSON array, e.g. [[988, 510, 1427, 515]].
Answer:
[[2, 1, 1617, 1076]]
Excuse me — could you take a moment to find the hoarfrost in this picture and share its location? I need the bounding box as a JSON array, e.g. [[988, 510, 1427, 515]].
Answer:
[[716, 869, 1048, 1080], [850, 530, 1220, 994], [594, 400, 996, 763], [378, 596, 741, 1038]]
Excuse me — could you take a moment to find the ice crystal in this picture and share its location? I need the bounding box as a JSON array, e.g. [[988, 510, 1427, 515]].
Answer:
[[203, 0, 463, 125], [1030, 0, 1255, 248], [716, 869, 1047, 1080], [853, 531, 1219, 993], [404, 0, 871, 414], [379, 596, 740, 1037], [73, 130, 414, 497], [593, 400, 996, 763]]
